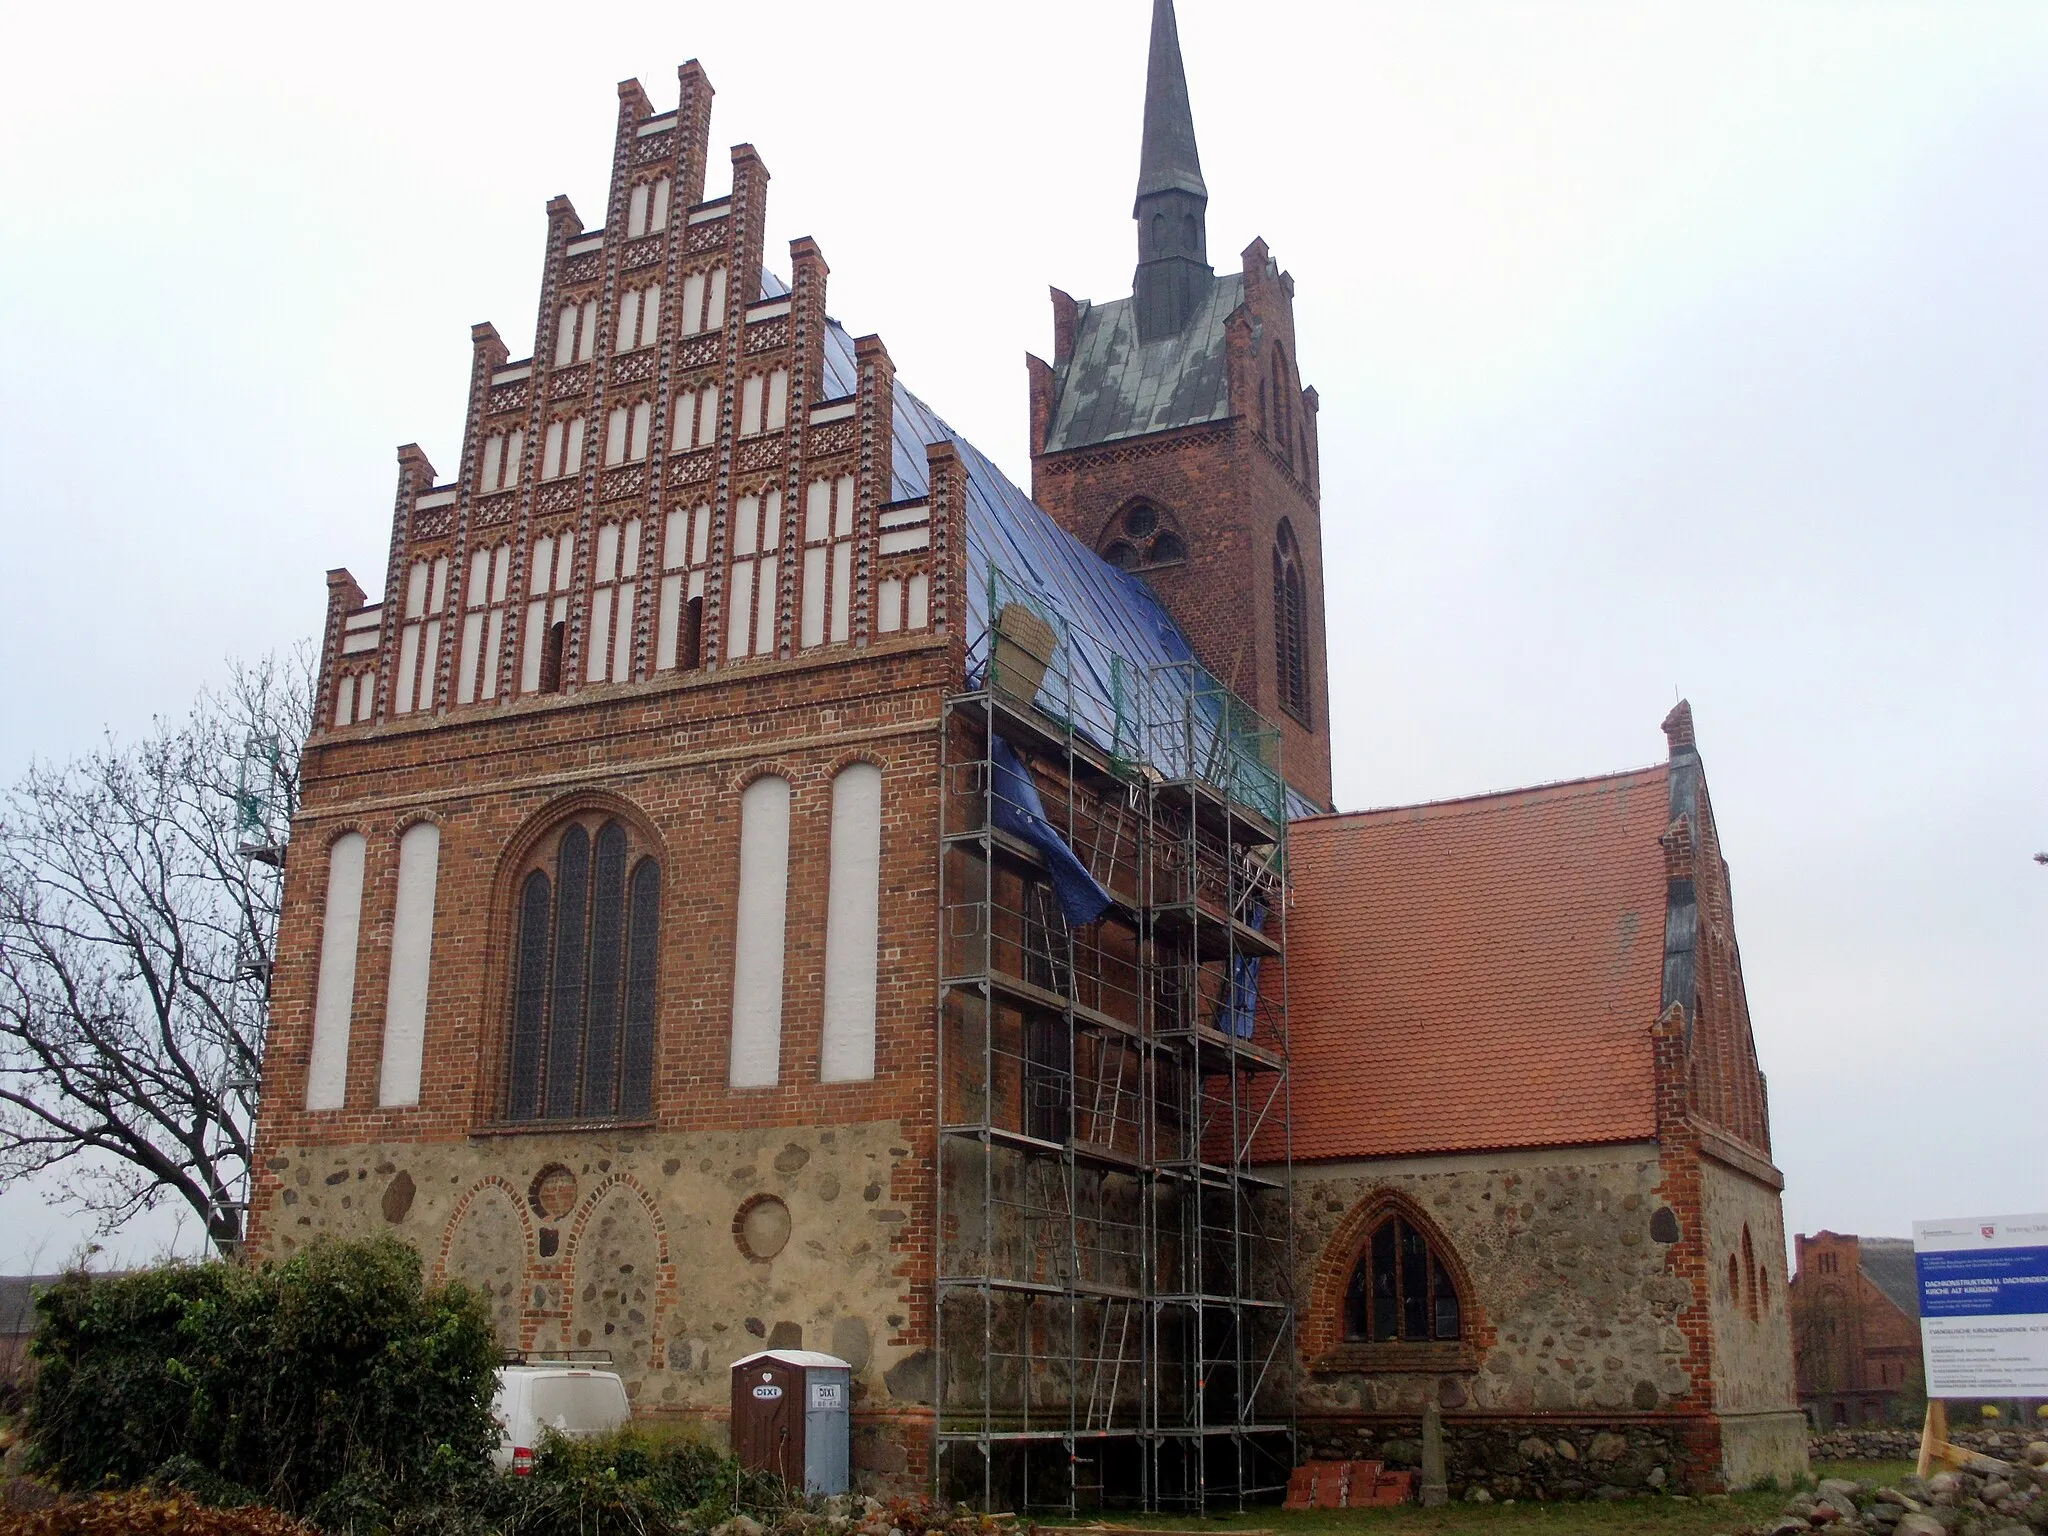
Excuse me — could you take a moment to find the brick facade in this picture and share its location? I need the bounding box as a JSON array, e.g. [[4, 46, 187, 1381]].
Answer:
[[256, 63, 966, 1488]]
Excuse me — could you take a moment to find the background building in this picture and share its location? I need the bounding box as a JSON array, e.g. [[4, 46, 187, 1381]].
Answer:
[[1790, 1232, 1924, 1428]]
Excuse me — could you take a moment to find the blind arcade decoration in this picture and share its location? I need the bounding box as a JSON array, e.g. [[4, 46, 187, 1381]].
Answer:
[[1913, 1214, 2048, 1397]]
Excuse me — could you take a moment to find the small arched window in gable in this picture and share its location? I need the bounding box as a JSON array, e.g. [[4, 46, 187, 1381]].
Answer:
[[1742, 1225, 1759, 1321], [1343, 1212, 1463, 1344], [505, 815, 660, 1123], [1097, 500, 1187, 574], [1272, 520, 1310, 724]]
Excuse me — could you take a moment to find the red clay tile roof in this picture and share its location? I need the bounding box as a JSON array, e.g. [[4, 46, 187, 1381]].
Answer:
[[1277, 765, 1670, 1162]]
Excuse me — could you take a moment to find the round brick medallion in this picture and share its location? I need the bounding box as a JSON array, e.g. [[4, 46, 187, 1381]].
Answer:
[[529, 1163, 578, 1219]]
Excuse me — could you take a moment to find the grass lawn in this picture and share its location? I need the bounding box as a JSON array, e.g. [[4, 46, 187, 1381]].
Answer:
[[1037, 1456, 1924, 1535], [1046, 1492, 1786, 1536], [1811, 1460, 1916, 1487]]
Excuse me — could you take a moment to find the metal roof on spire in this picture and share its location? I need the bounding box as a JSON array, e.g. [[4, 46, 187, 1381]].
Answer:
[[1134, 0, 1206, 208]]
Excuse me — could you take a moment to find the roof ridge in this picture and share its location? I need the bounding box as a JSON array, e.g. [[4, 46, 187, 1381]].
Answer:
[[1300, 762, 1668, 826]]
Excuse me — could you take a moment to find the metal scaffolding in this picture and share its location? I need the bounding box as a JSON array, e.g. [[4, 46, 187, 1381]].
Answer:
[[936, 570, 1296, 1512]]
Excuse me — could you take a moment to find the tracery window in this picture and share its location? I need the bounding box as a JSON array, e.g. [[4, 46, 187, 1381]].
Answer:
[[1098, 499, 1186, 572], [506, 816, 660, 1122], [1343, 1213, 1463, 1344], [1272, 519, 1309, 723]]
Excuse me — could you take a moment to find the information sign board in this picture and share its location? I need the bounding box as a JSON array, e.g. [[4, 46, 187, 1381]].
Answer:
[[1913, 1214, 2048, 1396]]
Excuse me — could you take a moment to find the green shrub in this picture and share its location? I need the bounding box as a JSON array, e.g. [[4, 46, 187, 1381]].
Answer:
[[297, 1427, 779, 1536], [25, 1238, 498, 1516], [0, 1489, 317, 1534]]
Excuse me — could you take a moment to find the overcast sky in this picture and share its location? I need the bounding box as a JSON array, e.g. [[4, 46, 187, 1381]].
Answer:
[[1, 0, 2043, 1272]]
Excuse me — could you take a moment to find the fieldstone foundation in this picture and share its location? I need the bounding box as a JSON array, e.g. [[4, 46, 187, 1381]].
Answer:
[[1300, 1414, 1722, 1500]]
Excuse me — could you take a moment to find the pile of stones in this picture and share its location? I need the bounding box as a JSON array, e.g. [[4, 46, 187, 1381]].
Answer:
[[1745, 1442, 2048, 1536], [1811, 1432, 1931, 1463], [1309, 1422, 1683, 1501], [1811, 1430, 2048, 1465]]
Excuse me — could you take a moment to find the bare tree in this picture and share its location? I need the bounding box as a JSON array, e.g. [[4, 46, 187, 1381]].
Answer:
[[0, 649, 311, 1255]]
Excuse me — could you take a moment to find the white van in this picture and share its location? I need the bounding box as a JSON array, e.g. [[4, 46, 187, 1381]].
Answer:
[[491, 1362, 631, 1474]]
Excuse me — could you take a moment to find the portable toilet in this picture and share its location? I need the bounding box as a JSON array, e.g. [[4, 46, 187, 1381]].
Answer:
[[730, 1349, 852, 1495]]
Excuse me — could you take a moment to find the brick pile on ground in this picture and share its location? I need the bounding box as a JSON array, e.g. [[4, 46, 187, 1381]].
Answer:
[[1740, 1440, 2048, 1536]]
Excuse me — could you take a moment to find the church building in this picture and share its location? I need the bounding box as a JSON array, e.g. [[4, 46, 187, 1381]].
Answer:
[[248, 1, 1803, 1506]]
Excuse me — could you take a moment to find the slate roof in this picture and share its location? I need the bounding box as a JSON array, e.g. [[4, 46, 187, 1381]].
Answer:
[[0, 1274, 56, 1337], [1136, 0, 1206, 204], [1858, 1238, 1922, 1320], [1277, 767, 1672, 1162], [1042, 275, 1242, 454]]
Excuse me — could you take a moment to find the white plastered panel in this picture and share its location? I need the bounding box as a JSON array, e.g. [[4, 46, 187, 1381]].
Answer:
[[306, 832, 366, 1110], [727, 559, 754, 658], [830, 543, 852, 644], [394, 625, 421, 715], [587, 589, 613, 682], [754, 556, 776, 655], [378, 821, 440, 1107], [729, 776, 791, 1087], [657, 574, 682, 670], [820, 764, 882, 1082], [802, 547, 826, 648], [457, 612, 484, 703]]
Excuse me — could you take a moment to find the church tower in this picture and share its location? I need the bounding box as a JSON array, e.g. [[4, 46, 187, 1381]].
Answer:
[[1029, 0, 1333, 805]]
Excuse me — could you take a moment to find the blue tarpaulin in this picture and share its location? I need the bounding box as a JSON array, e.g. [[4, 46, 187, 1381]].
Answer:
[[1219, 899, 1267, 1039], [812, 316, 1315, 824], [990, 737, 1115, 928]]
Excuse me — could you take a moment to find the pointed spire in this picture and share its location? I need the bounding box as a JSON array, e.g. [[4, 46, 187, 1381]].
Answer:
[[1135, 0, 1206, 209], [1131, 0, 1214, 341]]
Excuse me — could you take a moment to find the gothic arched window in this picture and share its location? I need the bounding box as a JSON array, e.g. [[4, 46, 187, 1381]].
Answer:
[[1272, 520, 1309, 724], [506, 815, 660, 1122], [1343, 1212, 1463, 1344]]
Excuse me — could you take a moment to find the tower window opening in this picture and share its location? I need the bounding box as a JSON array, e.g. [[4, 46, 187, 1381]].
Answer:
[[1272, 347, 1295, 467], [681, 595, 704, 670], [1273, 520, 1310, 723], [540, 621, 566, 693]]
